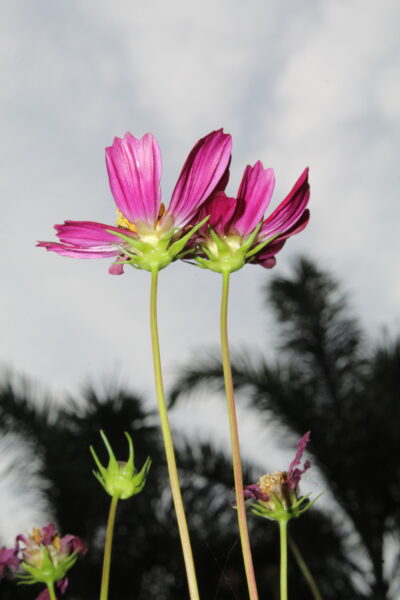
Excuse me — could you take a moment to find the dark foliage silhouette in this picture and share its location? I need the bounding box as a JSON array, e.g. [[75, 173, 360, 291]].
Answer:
[[171, 257, 400, 600], [0, 374, 357, 599]]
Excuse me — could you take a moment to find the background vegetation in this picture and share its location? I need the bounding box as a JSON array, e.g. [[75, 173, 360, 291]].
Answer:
[[1, 257, 399, 599]]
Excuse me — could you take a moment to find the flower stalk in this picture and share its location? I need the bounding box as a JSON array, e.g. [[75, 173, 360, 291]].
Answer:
[[279, 519, 288, 600], [220, 270, 259, 600], [47, 581, 58, 600], [150, 267, 200, 600], [100, 494, 119, 600]]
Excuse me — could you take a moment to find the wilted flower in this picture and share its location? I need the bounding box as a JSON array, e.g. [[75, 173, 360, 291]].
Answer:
[[90, 431, 151, 499], [38, 130, 232, 273], [244, 432, 317, 522], [0, 523, 86, 599], [192, 162, 310, 274]]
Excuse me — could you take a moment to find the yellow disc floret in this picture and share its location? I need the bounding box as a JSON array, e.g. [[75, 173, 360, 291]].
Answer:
[[116, 210, 136, 232]]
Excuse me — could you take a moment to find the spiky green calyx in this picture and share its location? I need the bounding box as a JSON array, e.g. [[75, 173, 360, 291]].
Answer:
[[90, 431, 151, 500], [107, 216, 209, 272], [250, 492, 323, 523], [18, 549, 77, 587], [194, 224, 279, 274]]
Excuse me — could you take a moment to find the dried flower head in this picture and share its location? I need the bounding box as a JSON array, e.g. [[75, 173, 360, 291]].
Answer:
[[0, 524, 86, 600], [243, 432, 319, 522]]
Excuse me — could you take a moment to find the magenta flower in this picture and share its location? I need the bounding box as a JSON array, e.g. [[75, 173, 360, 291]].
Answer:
[[243, 433, 314, 521], [2, 523, 87, 599], [192, 161, 310, 273], [38, 130, 232, 274]]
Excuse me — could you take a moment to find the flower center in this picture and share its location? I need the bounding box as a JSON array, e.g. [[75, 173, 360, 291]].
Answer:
[[116, 210, 136, 232], [258, 471, 288, 495]]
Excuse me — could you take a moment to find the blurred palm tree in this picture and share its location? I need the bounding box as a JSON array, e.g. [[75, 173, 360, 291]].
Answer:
[[0, 369, 358, 598], [170, 257, 400, 600]]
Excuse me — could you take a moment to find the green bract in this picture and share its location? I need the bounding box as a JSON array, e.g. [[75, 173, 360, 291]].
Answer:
[[194, 224, 279, 274], [90, 431, 151, 500], [18, 549, 78, 587], [107, 216, 209, 272], [251, 492, 323, 523]]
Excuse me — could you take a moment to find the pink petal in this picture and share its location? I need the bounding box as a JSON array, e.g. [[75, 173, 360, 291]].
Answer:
[[233, 162, 275, 236], [106, 132, 161, 227], [37, 242, 119, 259], [109, 260, 125, 275], [60, 534, 87, 556], [54, 221, 133, 246], [286, 432, 311, 491], [260, 168, 310, 240], [253, 209, 310, 268], [41, 523, 57, 545], [168, 129, 232, 227], [197, 192, 237, 235], [37, 221, 125, 259]]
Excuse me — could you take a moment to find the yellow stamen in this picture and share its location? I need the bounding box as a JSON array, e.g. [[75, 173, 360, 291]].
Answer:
[[116, 209, 136, 232], [53, 535, 62, 553], [158, 203, 166, 220], [32, 528, 42, 544], [258, 471, 288, 495]]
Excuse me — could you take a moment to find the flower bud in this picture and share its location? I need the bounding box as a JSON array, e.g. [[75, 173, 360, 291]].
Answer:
[[90, 431, 151, 500]]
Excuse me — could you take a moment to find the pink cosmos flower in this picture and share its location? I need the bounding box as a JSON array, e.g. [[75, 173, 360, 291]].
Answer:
[[38, 130, 232, 274], [243, 432, 311, 509], [193, 161, 310, 271]]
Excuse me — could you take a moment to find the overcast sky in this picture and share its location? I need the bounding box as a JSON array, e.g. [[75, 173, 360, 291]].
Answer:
[[1, 0, 399, 539]]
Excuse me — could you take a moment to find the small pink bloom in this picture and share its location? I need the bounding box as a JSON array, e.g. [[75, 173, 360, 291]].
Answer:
[[38, 130, 232, 274]]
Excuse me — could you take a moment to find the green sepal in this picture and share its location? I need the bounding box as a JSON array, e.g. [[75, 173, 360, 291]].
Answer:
[[17, 549, 78, 586], [105, 217, 209, 272], [168, 215, 209, 258], [194, 223, 266, 274], [250, 492, 324, 523], [105, 230, 154, 253], [207, 226, 230, 255], [245, 232, 280, 259], [90, 431, 151, 500]]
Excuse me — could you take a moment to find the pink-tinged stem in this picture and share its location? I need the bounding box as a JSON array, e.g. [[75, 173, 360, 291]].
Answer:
[[150, 268, 200, 600], [220, 270, 259, 600]]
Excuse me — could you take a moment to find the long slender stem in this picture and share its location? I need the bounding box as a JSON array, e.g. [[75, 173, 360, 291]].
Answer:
[[100, 494, 119, 600], [220, 270, 259, 600], [288, 534, 323, 600], [47, 582, 57, 600], [150, 268, 200, 600], [279, 520, 288, 600]]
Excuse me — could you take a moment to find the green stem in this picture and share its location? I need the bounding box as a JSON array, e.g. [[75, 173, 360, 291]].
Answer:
[[150, 268, 200, 600], [46, 581, 57, 600], [100, 494, 119, 600], [220, 270, 259, 600], [279, 520, 288, 600], [288, 534, 323, 600]]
